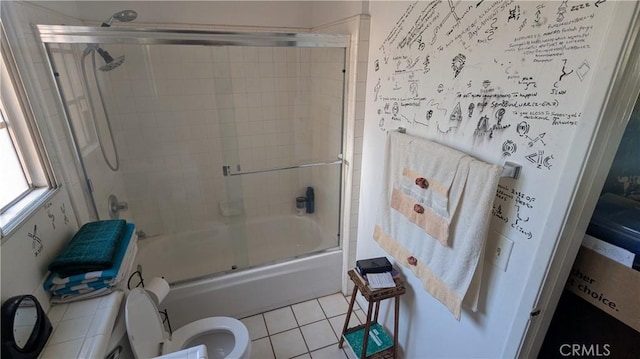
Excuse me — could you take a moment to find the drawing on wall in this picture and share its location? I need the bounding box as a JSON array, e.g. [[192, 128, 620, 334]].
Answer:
[[437, 121, 459, 134], [423, 55, 431, 72], [452, 54, 466, 78], [526, 150, 554, 170], [494, 108, 509, 130], [28, 225, 43, 257], [61, 203, 70, 225], [492, 204, 508, 223], [370, 0, 612, 238], [527, 132, 547, 148], [576, 60, 591, 81], [502, 140, 517, 156], [45, 202, 55, 229], [554, 59, 574, 88], [410, 82, 419, 97], [533, 3, 547, 27], [483, 18, 498, 43], [450, 102, 463, 122], [518, 77, 537, 90], [556, 1, 569, 22]]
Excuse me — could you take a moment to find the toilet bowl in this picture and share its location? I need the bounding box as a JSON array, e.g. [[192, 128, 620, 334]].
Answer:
[[125, 288, 250, 359]]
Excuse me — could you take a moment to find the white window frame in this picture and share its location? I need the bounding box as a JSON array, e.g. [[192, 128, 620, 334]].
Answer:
[[1, 23, 57, 239]]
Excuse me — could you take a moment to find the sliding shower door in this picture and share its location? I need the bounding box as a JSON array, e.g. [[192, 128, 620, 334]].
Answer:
[[39, 26, 347, 283], [217, 46, 346, 267]]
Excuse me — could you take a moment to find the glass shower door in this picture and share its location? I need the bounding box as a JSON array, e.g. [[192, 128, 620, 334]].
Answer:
[[216, 46, 346, 268], [39, 24, 349, 282]]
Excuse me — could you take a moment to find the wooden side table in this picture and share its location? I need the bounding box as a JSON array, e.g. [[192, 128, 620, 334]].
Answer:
[[339, 269, 406, 359]]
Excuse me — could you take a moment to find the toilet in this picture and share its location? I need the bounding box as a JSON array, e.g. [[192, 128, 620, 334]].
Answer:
[[125, 288, 251, 359]]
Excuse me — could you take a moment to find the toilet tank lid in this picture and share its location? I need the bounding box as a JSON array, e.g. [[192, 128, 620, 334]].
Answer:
[[125, 288, 167, 359]]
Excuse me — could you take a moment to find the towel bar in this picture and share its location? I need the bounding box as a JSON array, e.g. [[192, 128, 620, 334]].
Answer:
[[394, 127, 521, 179], [222, 158, 343, 176], [502, 161, 521, 179]]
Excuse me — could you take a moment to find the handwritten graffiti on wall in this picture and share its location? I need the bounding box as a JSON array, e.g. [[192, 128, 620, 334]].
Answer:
[[372, 0, 611, 240]]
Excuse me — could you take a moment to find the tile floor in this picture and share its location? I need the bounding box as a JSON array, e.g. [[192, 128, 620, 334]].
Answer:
[[240, 293, 366, 359]]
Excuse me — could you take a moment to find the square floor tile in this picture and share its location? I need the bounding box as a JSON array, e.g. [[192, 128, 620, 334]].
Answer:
[[264, 307, 298, 335], [242, 314, 269, 340], [292, 300, 325, 326], [292, 354, 311, 359], [250, 337, 274, 359], [354, 309, 366, 324], [318, 293, 349, 318], [310, 345, 348, 359], [328, 314, 361, 338], [345, 295, 363, 311], [300, 320, 337, 352], [271, 328, 308, 359]]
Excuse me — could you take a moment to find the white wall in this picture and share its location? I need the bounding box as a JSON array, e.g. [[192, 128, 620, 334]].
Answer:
[[357, 1, 638, 357], [310, 1, 368, 28], [1, 1, 89, 305], [1, 190, 79, 310]]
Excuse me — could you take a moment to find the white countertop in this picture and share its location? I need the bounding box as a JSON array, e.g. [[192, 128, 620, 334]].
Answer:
[[39, 291, 123, 359]]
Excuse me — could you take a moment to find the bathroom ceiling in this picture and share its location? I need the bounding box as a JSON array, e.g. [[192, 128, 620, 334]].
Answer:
[[31, 1, 363, 29]]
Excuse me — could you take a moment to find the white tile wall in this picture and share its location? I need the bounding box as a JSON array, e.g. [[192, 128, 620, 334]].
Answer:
[[97, 43, 345, 238]]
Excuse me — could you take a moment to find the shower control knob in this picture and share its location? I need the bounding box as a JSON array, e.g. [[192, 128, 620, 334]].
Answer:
[[108, 194, 128, 219]]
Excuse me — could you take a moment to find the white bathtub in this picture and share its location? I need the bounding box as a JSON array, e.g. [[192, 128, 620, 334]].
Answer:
[[162, 249, 342, 327], [134, 215, 343, 326], [136, 215, 338, 283]]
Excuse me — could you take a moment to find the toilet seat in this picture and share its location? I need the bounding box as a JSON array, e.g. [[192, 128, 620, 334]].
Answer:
[[125, 288, 250, 359], [125, 288, 167, 358], [164, 317, 250, 358]]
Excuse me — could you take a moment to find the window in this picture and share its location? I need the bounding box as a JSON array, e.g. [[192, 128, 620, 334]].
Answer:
[[0, 107, 30, 209], [1, 24, 56, 237]]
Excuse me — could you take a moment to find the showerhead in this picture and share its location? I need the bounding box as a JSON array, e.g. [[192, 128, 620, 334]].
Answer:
[[96, 47, 125, 71], [102, 10, 138, 27]]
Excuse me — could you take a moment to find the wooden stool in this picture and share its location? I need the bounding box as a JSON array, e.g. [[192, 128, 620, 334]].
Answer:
[[339, 269, 406, 358]]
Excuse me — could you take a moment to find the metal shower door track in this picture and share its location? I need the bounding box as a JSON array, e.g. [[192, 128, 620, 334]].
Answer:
[[36, 25, 350, 48]]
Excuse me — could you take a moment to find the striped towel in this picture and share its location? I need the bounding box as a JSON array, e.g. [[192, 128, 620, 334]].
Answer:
[[52, 280, 112, 296], [44, 223, 136, 291], [51, 287, 114, 304]]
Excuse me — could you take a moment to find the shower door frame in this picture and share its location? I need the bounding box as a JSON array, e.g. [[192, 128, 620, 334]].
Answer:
[[37, 24, 351, 278], [37, 25, 349, 47]]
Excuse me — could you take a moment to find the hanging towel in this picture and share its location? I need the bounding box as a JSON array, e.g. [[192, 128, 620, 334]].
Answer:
[[48, 219, 127, 277], [44, 223, 136, 290], [392, 136, 470, 246], [374, 131, 502, 320]]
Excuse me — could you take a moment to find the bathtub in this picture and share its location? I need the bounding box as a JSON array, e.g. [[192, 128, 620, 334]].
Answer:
[[136, 214, 338, 283], [162, 249, 342, 327], [134, 215, 343, 326]]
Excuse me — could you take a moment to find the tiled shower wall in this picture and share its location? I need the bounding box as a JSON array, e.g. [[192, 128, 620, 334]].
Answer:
[[97, 44, 345, 236]]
